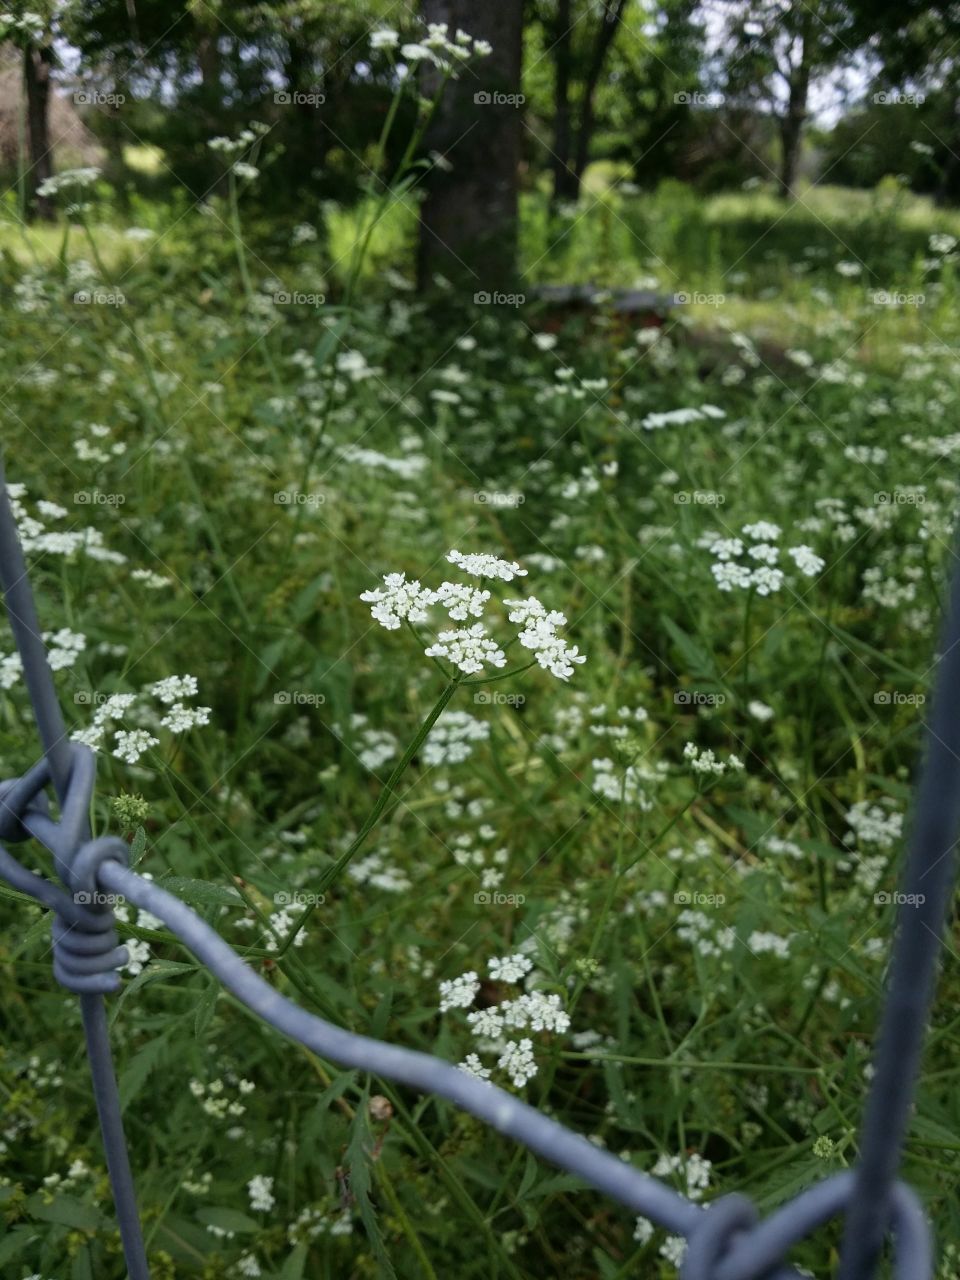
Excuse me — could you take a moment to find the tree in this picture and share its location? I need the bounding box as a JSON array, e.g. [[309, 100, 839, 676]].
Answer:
[[714, 0, 859, 198], [2, 5, 59, 220], [417, 0, 525, 292], [66, 0, 413, 206], [846, 0, 960, 203], [538, 0, 631, 202]]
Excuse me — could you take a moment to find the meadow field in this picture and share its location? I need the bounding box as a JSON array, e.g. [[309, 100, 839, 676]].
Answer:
[[2, 161, 960, 1280]]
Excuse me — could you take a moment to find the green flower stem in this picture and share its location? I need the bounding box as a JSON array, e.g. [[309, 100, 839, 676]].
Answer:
[[562, 1053, 824, 1074], [75, 212, 251, 626], [462, 659, 537, 685], [276, 675, 464, 954]]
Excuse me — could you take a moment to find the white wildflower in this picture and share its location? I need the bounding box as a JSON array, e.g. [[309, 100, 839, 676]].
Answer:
[[360, 572, 435, 630], [446, 550, 527, 582], [248, 1175, 275, 1213], [424, 624, 507, 675], [439, 971, 480, 1012], [113, 730, 159, 765], [497, 1038, 538, 1087]]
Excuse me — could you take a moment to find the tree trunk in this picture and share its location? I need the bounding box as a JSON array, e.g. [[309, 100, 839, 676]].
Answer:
[[934, 93, 960, 204], [777, 28, 810, 199], [570, 0, 628, 194], [417, 0, 524, 293], [23, 42, 55, 222], [551, 0, 577, 203]]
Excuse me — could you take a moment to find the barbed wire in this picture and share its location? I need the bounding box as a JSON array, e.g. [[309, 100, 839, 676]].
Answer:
[[0, 458, 952, 1280]]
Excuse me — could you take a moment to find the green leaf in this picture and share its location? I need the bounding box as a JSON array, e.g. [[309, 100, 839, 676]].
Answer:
[[26, 1193, 103, 1230], [120, 1033, 169, 1110], [521, 1172, 585, 1199], [346, 1086, 397, 1279], [254, 637, 293, 694], [0, 1226, 39, 1265], [194, 976, 220, 1037], [660, 615, 718, 681], [290, 576, 329, 624], [370, 986, 393, 1040], [130, 825, 147, 862], [279, 1242, 309, 1279], [196, 1206, 260, 1234], [159, 875, 242, 907], [516, 1151, 539, 1201], [113, 960, 197, 1022], [71, 1244, 93, 1280]]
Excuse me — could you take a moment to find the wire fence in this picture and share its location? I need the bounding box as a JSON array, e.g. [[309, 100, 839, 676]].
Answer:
[[0, 456, 955, 1280]]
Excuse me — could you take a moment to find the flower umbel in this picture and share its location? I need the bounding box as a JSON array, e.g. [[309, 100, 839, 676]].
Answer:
[[360, 550, 586, 682]]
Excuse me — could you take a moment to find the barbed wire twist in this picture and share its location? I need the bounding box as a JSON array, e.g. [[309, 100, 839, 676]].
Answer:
[[0, 459, 953, 1280]]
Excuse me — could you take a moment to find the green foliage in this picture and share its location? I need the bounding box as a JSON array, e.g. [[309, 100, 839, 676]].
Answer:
[[2, 45, 960, 1280]]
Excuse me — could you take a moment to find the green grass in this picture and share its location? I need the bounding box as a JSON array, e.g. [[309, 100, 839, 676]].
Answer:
[[0, 177, 959, 1279]]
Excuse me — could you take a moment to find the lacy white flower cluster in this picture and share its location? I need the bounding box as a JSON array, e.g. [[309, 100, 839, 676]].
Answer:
[[112, 873, 162, 976], [36, 167, 101, 200], [2, 629, 88, 689], [287, 1203, 353, 1243], [440, 953, 571, 1089], [332, 713, 399, 772], [700, 521, 825, 596], [349, 850, 411, 894], [72, 674, 211, 764], [591, 756, 666, 808], [640, 404, 725, 431], [683, 742, 744, 777], [247, 1174, 275, 1213], [370, 22, 493, 70], [843, 800, 903, 851], [633, 1153, 713, 1263], [361, 550, 586, 681], [423, 709, 490, 765], [75, 420, 127, 465], [208, 122, 269, 178], [189, 1075, 255, 1122], [8, 483, 126, 565]]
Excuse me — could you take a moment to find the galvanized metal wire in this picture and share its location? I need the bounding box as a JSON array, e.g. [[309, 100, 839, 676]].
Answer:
[[0, 457, 954, 1279]]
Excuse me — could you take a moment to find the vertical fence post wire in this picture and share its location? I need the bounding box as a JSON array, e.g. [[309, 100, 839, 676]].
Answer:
[[838, 540, 960, 1278], [0, 458, 151, 1280]]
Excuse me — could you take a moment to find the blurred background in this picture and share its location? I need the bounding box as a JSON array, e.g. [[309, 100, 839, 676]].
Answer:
[[3, 0, 958, 305]]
